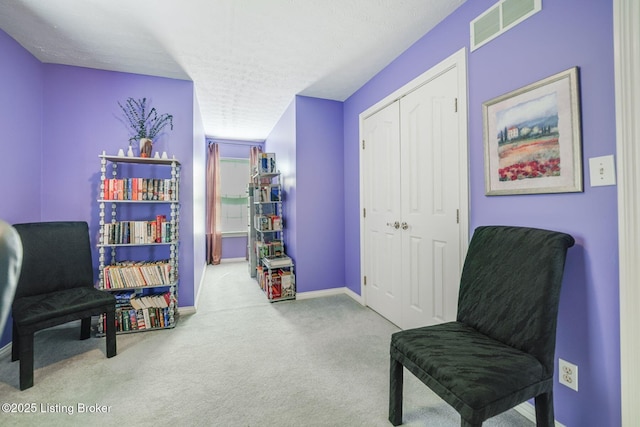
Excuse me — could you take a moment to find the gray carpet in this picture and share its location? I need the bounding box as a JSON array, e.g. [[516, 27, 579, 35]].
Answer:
[[0, 261, 533, 426]]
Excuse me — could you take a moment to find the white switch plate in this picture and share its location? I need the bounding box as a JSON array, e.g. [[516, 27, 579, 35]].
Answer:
[[588, 155, 616, 187]]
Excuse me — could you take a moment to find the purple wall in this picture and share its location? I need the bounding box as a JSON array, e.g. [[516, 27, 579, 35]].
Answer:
[[41, 64, 196, 309], [192, 93, 207, 301], [0, 26, 198, 346], [0, 29, 44, 347], [264, 99, 298, 270], [266, 96, 346, 293], [344, 1, 619, 426], [0, 30, 43, 224], [294, 96, 345, 292]]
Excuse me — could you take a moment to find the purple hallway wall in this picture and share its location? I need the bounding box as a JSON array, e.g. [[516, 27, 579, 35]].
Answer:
[[343, 1, 619, 426], [294, 96, 345, 292], [192, 92, 207, 307], [266, 96, 345, 293], [0, 29, 44, 347], [264, 100, 298, 273]]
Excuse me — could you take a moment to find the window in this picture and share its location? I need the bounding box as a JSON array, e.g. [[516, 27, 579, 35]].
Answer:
[[220, 158, 250, 235]]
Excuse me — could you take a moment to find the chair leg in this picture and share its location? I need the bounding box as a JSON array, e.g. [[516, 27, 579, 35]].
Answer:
[[461, 418, 482, 427], [389, 357, 404, 426], [11, 321, 19, 361], [534, 391, 555, 427], [18, 332, 34, 390], [80, 317, 91, 340], [105, 310, 116, 358]]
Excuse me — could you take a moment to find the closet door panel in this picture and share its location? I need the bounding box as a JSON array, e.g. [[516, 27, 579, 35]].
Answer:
[[400, 68, 461, 329], [362, 101, 402, 326]]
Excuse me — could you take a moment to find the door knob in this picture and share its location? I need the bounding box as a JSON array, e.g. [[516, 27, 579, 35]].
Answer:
[[401, 222, 409, 230], [387, 221, 400, 229]]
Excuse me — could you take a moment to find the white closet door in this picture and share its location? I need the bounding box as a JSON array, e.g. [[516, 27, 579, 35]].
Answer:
[[362, 101, 402, 326], [399, 67, 461, 329]]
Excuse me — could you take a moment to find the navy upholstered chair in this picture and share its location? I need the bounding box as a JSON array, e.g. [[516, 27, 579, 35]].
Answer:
[[11, 221, 117, 390], [389, 225, 575, 426]]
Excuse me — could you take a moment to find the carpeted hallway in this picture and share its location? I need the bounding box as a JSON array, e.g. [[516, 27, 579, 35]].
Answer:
[[0, 261, 533, 426]]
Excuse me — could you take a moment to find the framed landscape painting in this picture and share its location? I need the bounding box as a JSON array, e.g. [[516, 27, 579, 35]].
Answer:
[[483, 67, 583, 195]]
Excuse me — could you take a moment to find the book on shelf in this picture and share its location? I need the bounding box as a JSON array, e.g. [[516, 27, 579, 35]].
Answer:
[[103, 260, 172, 289], [268, 273, 282, 299], [102, 178, 175, 201], [102, 217, 172, 245], [270, 240, 283, 256], [259, 187, 269, 202], [258, 153, 277, 174], [270, 186, 280, 201], [255, 240, 284, 259], [280, 269, 294, 290], [254, 214, 282, 232], [256, 265, 265, 290], [256, 185, 280, 202], [113, 290, 173, 332], [271, 215, 282, 231]]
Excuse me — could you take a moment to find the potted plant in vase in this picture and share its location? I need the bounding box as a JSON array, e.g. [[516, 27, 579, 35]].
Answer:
[[118, 97, 173, 157]]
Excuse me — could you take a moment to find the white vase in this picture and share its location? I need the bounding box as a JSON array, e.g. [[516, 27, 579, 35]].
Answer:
[[127, 146, 134, 157]]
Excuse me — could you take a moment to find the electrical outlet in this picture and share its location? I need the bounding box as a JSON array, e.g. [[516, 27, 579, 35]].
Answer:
[[559, 358, 578, 391]]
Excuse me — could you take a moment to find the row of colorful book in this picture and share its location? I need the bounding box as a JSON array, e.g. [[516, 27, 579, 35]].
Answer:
[[255, 240, 283, 259], [102, 216, 172, 245], [102, 177, 176, 201], [103, 260, 172, 289], [252, 152, 277, 175], [257, 266, 294, 299], [257, 185, 280, 202], [114, 291, 173, 331], [255, 214, 282, 231]]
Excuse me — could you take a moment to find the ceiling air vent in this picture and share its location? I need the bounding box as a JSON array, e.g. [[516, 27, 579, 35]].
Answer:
[[471, 0, 541, 51]]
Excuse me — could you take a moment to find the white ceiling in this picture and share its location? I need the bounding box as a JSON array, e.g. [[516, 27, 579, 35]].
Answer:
[[0, 0, 465, 140]]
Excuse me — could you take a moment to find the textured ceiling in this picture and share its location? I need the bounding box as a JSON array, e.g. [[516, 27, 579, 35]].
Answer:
[[0, 0, 465, 140]]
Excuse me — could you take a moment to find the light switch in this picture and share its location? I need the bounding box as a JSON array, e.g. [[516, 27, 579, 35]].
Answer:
[[588, 155, 616, 187]]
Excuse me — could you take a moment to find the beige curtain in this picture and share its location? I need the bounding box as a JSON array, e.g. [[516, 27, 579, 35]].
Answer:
[[206, 143, 222, 265], [249, 145, 262, 179]]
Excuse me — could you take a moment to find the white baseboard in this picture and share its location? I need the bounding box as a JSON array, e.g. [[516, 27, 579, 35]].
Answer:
[[0, 342, 11, 358], [220, 257, 246, 263], [343, 287, 364, 305], [193, 261, 208, 312], [296, 286, 364, 304], [296, 287, 346, 300], [514, 402, 566, 427], [515, 402, 536, 423], [178, 306, 197, 316]]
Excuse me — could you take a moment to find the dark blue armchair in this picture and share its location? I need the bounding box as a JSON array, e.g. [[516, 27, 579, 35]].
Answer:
[[11, 221, 117, 390], [389, 226, 575, 426]]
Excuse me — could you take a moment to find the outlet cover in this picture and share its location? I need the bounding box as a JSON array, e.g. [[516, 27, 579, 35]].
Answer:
[[559, 358, 578, 391]]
